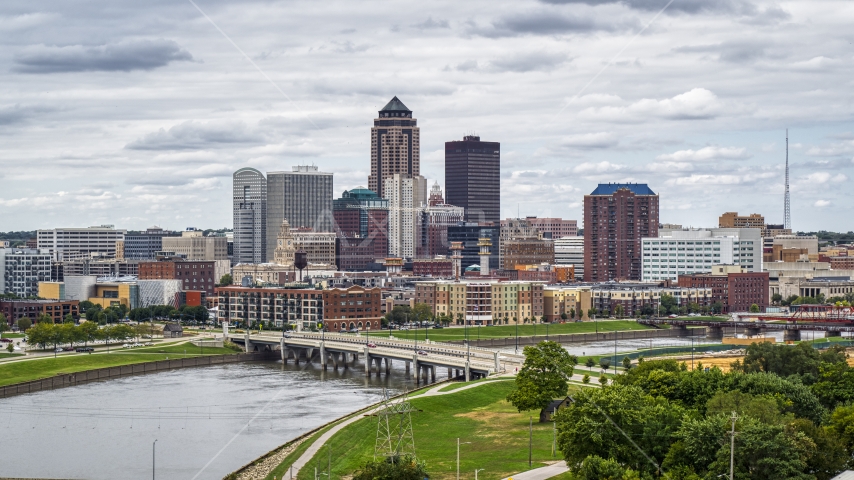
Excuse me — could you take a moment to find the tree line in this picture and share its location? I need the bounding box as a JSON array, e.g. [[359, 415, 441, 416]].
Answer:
[[25, 317, 159, 351], [507, 340, 854, 479]]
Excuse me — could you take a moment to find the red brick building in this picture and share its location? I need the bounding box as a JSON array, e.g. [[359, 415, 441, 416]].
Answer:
[[0, 299, 79, 326], [412, 258, 453, 277], [584, 184, 659, 282], [139, 260, 216, 295], [678, 271, 769, 313], [321, 286, 383, 331]]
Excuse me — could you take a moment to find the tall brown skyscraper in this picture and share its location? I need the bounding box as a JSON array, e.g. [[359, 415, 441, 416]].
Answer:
[[583, 184, 659, 282], [368, 96, 420, 198]]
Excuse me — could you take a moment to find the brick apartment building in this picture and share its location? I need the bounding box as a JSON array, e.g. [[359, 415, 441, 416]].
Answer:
[[0, 299, 80, 326], [584, 184, 659, 282], [215, 285, 381, 331], [414, 280, 544, 325], [412, 258, 453, 277], [678, 267, 769, 313], [139, 260, 216, 295]]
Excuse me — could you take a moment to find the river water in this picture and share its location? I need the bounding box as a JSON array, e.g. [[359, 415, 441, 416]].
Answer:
[[0, 360, 427, 480]]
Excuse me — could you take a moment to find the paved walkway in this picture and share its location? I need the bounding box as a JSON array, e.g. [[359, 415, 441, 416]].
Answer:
[[503, 461, 568, 480]]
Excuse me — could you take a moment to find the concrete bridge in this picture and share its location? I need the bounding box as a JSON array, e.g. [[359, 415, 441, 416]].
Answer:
[[227, 331, 522, 382], [639, 318, 854, 342]]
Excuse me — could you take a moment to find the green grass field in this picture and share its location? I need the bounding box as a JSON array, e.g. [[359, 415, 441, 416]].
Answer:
[[289, 381, 570, 480], [0, 350, 231, 387], [129, 342, 242, 355], [364, 320, 652, 343], [1, 333, 26, 338], [0, 353, 24, 359]]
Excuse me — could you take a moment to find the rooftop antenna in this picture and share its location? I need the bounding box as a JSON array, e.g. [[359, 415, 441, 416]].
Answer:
[[784, 129, 791, 230]]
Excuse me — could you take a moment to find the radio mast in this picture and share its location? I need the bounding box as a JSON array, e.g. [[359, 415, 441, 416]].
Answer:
[[784, 129, 791, 230]]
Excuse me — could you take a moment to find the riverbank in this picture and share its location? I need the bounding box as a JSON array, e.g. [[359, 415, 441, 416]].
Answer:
[[459, 326, 705, 348], [229, 378, 572, 480]]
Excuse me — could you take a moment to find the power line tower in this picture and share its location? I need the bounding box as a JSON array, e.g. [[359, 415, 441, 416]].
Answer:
[[374, 389, 417, 463], [784, 129, 791, 230]]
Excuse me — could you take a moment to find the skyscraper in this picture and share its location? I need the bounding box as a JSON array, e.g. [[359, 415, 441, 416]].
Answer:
[[384, 174, 427, 259], [266, 165, 334, 262], [583, 184, 659, 282], [333, 187, 389, 271], [233, 168, 267, 265], [368, 96, 420, 198], [445, 135, 500, 225]]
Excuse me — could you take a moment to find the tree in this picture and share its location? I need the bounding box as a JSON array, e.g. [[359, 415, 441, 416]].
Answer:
[[506, 341, 578, 412], [599, 358, 611, 370], [772, 293, 783, 305], [660, 294, 678, 315], [749, 303, 760, 313], [26, 321, 54, 349], [0, 313, 7, 334], [36, 313, 54, 324], [570, 309, 576, 320], [583, 374, 590, 384], [17, 318, 31, 331], [622, 356, 632, 370], [352, 456, 428, 480], [218, 273, 233, 286], [60, 323, 79, 349], [410, 303, 432, 325], [614, 305, 624, 318], [577, 455, 633, 480], [710, 301, 724, 314], [561, 312, 568, 321], [79, 321, 99, 347], [585, 357, 596, 370], [587, 308, 597, 320]]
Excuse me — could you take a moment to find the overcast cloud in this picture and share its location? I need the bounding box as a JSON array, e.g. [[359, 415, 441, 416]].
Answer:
[[0, 0, 852, 232]]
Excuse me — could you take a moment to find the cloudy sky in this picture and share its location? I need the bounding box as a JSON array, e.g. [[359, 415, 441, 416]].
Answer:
[[1, 0, 852, 232]]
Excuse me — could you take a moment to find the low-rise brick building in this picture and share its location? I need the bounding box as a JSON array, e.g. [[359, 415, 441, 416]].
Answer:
[[139, 260, 216, 295], [0, 299, 80, 326], [414, 280, 544, 325], [677, 265, 769, 313]]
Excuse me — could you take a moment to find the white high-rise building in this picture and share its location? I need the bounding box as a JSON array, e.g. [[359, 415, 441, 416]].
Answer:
[[37, 226, 126, 261], [384, 174, 427, 259], [642, 228, 762, 281], [554, 236, 584, 280], [233, 168, 267, 265], [0, 248, 52, 297], [266, 165, 334, 262]]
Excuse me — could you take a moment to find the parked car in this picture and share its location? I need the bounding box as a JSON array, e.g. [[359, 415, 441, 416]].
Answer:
[[668, 314, 678, 318], [63, 347, 74, 351], [0, 338, 12, 343], [338, 329, 348, 333], [75, 347, 94, 353], [367, 343, 377, 348], [55, 347, 63, 353], [349, 328, 359, 333]]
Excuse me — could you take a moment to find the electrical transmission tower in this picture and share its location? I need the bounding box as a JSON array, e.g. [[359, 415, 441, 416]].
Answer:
[[374, 389, 417, 462], [784, 129, 791, 230]]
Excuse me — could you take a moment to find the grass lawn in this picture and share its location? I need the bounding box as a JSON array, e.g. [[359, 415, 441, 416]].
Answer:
[[0, 353, 24, 359], [1, 333, 26, 338], [437, 378, 514, 392], [129, 342, 241, 355], [292, 381, 570, 480], [0, 352, 206, 387], [364, 320, 652, 343]]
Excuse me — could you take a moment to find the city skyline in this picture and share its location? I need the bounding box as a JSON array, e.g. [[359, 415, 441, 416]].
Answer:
[[1, 1, 853, 231]]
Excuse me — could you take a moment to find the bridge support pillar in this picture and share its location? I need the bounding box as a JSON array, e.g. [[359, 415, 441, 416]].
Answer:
[[384, 358, 391, 374], [827, 331, 842, 338], [448, 368, 452, 378], [784, 330, 801, 342], [706, 326, 724, 340], [412, 356, 419, 381], [320, 342, 327, 370], [745, 327, 762, 337], [465, 361, 470, 382], [494, 351, 500, 372], [244, 332, 252, 353], [431, 366, 436, 382], [280, 339, 285, 362], [405, 361, 410, 374], [332, 352, 340, 369], [364, 350, 371, 376]]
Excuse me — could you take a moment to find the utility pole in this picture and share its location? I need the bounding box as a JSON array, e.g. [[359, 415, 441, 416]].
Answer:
[[529, 416, 533, 467], [730, 411, 738, 480], [152, 439, 157, 480]]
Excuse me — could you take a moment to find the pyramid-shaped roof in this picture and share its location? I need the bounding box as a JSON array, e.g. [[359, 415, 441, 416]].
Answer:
[[380, 96, 411, 112]]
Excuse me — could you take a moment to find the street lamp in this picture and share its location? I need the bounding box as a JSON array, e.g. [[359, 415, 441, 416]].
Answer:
[[152, 439, 157, 480], [515, 318, 519, 354], [475, 468, 485, 480], [456, 438, 471, 480]]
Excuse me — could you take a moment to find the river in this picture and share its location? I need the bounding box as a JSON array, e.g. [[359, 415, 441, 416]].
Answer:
[[0, 360, 428, 480]]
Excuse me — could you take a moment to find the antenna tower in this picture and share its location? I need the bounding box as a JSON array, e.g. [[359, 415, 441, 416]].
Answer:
[[374, 389, 416, 463], [784, 129, 791, 230]]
